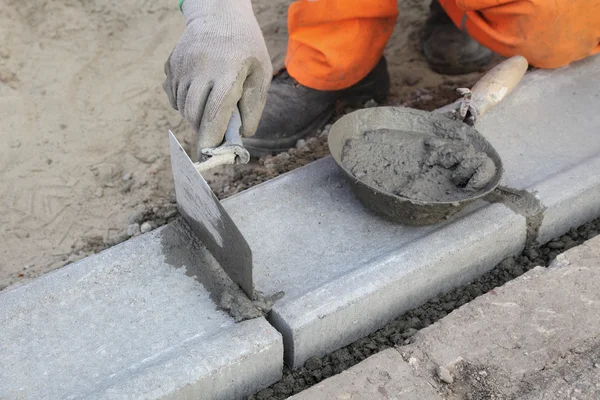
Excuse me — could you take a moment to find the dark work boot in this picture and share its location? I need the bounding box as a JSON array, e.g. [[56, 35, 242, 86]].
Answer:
[[421, 0, 493, 74], [242, 57, 390, 157]]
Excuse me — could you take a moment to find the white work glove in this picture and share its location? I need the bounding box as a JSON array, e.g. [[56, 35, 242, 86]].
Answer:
[[163, 0, 272, 152]]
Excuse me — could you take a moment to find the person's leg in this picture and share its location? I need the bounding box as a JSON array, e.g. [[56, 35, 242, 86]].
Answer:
[[285, 0, 398, 91], [243, 0, 398, 157], [438, 0, 600, 69]]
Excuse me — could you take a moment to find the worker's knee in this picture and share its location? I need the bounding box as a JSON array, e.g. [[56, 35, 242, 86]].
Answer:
[[452, 0, 600, 68], [499, 0, 599, 68]]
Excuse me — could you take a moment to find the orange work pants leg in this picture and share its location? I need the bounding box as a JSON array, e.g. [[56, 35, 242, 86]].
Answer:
[[285, 0, 398, 91], [439, 0, 600, 69]]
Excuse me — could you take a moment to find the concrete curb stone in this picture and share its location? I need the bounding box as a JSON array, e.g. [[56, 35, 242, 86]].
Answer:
[[0, 221, 282, 400]]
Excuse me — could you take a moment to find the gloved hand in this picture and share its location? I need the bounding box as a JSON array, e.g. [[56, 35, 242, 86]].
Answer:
[[163, 0, 272, 153]]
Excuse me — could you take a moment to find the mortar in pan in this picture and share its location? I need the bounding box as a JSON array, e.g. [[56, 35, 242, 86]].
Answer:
[[328, 56, 528, 225]]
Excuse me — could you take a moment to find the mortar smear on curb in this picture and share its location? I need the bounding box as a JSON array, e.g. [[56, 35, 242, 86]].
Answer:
[[160, 219, 284, 321], [487, 186, 546, 245]]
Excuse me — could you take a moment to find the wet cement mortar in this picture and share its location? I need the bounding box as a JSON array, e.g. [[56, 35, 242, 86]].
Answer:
[[341, 129, 497, 202], [249, 217, 600, 400]]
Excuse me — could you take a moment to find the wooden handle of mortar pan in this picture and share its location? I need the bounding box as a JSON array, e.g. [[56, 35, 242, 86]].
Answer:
[[470, 55, 528, 120]]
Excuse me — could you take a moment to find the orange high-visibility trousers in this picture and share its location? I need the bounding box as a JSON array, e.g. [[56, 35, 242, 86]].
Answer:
[[285, 0, 600, 91], [285, 0, 399, 92]]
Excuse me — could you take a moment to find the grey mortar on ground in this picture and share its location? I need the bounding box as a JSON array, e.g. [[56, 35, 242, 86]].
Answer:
[[341, 129, 497, 203], [250, 216, 600, 400]]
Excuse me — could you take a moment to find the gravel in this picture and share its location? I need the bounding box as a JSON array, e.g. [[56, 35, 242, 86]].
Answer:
[[140, 222, 152, 234], [206, 134, 332, 201], [364, 99, 378, 108], [437, 366, 454, 384], [126, 223, 140, 237], [128, 210, 144, 225]]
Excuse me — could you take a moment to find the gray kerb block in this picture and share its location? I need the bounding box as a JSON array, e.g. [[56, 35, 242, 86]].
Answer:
[[223, 157, 526, 368], [474, 54, 600, 244], [0, 221, 282, 400]]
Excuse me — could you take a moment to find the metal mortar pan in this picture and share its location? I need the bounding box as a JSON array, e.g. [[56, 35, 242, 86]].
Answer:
[[328, 56, 528, 225]]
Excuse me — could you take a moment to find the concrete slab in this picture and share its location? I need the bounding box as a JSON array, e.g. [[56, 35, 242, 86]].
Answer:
[[291, 235, 600, 400], [398, 234, 600, 399], [0, 220, 282, 400], [289, 348, 443, 400], [475, 54, 600, 244], [223, 157, 526, 368]]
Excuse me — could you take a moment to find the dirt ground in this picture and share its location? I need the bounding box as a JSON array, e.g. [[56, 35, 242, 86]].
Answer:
[[0, 0, 490, 289]]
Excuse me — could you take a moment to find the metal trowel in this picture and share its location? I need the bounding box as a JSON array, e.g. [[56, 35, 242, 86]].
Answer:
[[169, 105, 254, 299]]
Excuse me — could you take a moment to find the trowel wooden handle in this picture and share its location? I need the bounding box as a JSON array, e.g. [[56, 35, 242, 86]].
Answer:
[[470, 55, 528, 119]]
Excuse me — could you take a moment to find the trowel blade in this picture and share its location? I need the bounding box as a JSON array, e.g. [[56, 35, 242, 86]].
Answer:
[[168, 131, 254, 299]]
